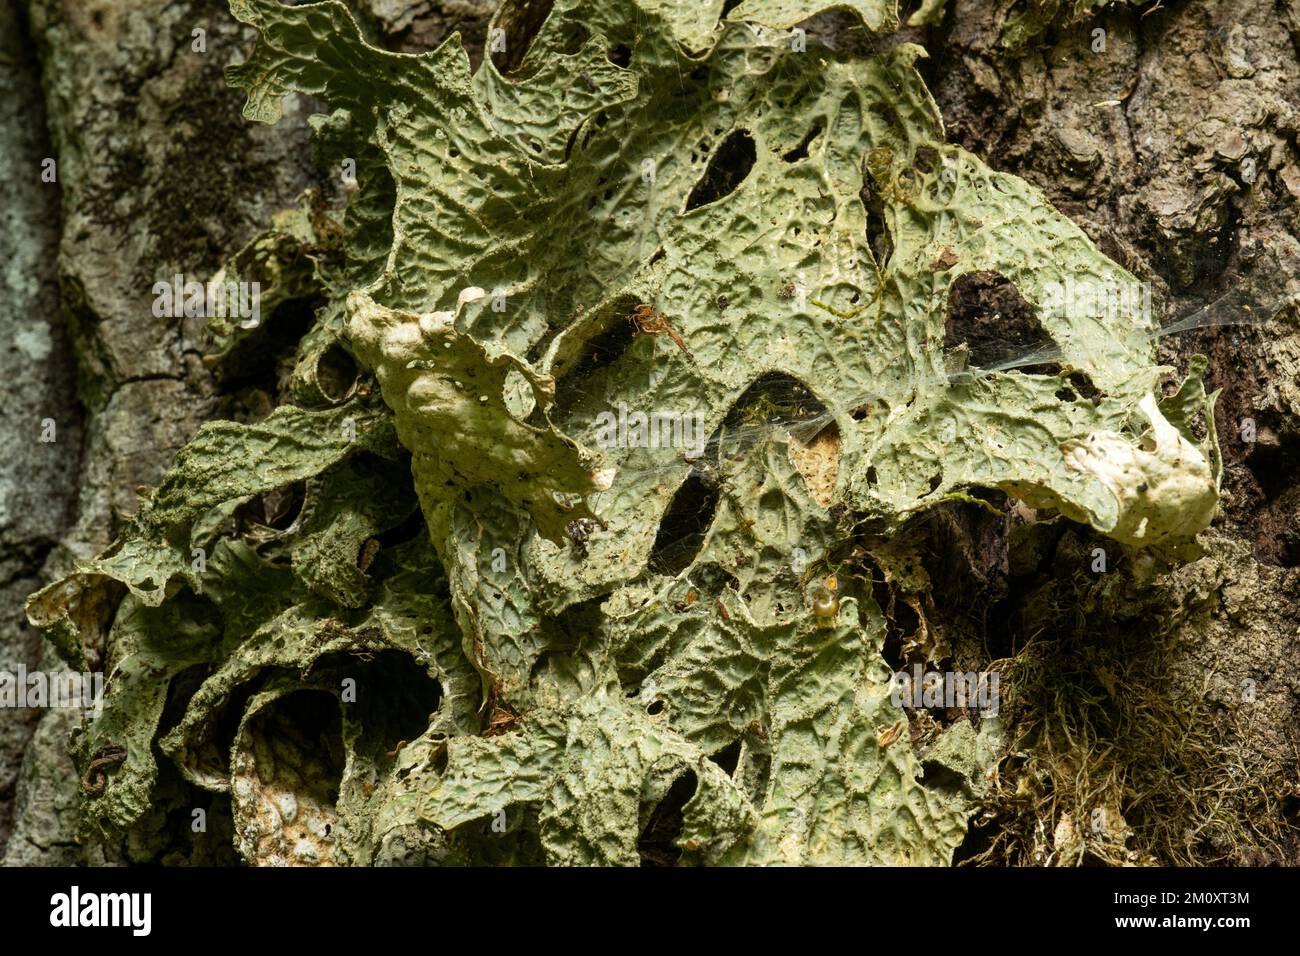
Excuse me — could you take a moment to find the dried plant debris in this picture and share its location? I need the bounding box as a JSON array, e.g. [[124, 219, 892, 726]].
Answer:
[[25, 0, 1263, 866]]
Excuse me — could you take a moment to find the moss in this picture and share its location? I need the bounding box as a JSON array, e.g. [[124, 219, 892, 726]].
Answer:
[[964, 532, 1297, 866]]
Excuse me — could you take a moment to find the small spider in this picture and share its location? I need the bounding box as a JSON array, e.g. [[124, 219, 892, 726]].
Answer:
[[630, 304, 694, 362]]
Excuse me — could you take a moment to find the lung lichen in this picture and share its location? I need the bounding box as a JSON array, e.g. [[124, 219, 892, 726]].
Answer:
[[26, 0, 1223, 866]]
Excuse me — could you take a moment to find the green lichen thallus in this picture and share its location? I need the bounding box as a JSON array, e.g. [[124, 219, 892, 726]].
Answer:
[[619, 283, 1279, 574], [610, 282, 1275, 490]]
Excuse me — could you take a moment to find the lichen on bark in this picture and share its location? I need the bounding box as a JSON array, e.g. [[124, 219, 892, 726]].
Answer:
[[12, 0, 1297, 867]]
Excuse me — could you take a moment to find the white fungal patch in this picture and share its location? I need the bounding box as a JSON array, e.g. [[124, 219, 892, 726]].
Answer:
[[1062, 394, 1217, 546]]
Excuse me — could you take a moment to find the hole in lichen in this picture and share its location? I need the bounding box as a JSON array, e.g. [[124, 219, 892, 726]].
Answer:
[[649, 473, 720, 576], [721, 372, 840, 504], [913, 145, 939, 175], [315, 343, 358, 403], [684, 129, 757, 211], [491, 0, 557, 76], [213, 294, 321, 395], [637, 770, 697, 866], [157, 663, 214, 739], [238, 690, 346, 839], [861, 178, 893, 271], [945, 271, 1058, 373], [781, 121, 823, 162], [373, 506, 428, 550], [709, 738, 742, 776], [210, 673, 282, 778], [1066, 370, 1102, 401], [431, 744, 449, 776], [920, 758, 968, 795], [557, 22, 589, 54], [313, 650, 442, 758], [241, 480, 306, 532], [719, 0, 746, 20], [721, 372, 827, 436], [550, 294, 642, 410], [260, 691, 342, 772]]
